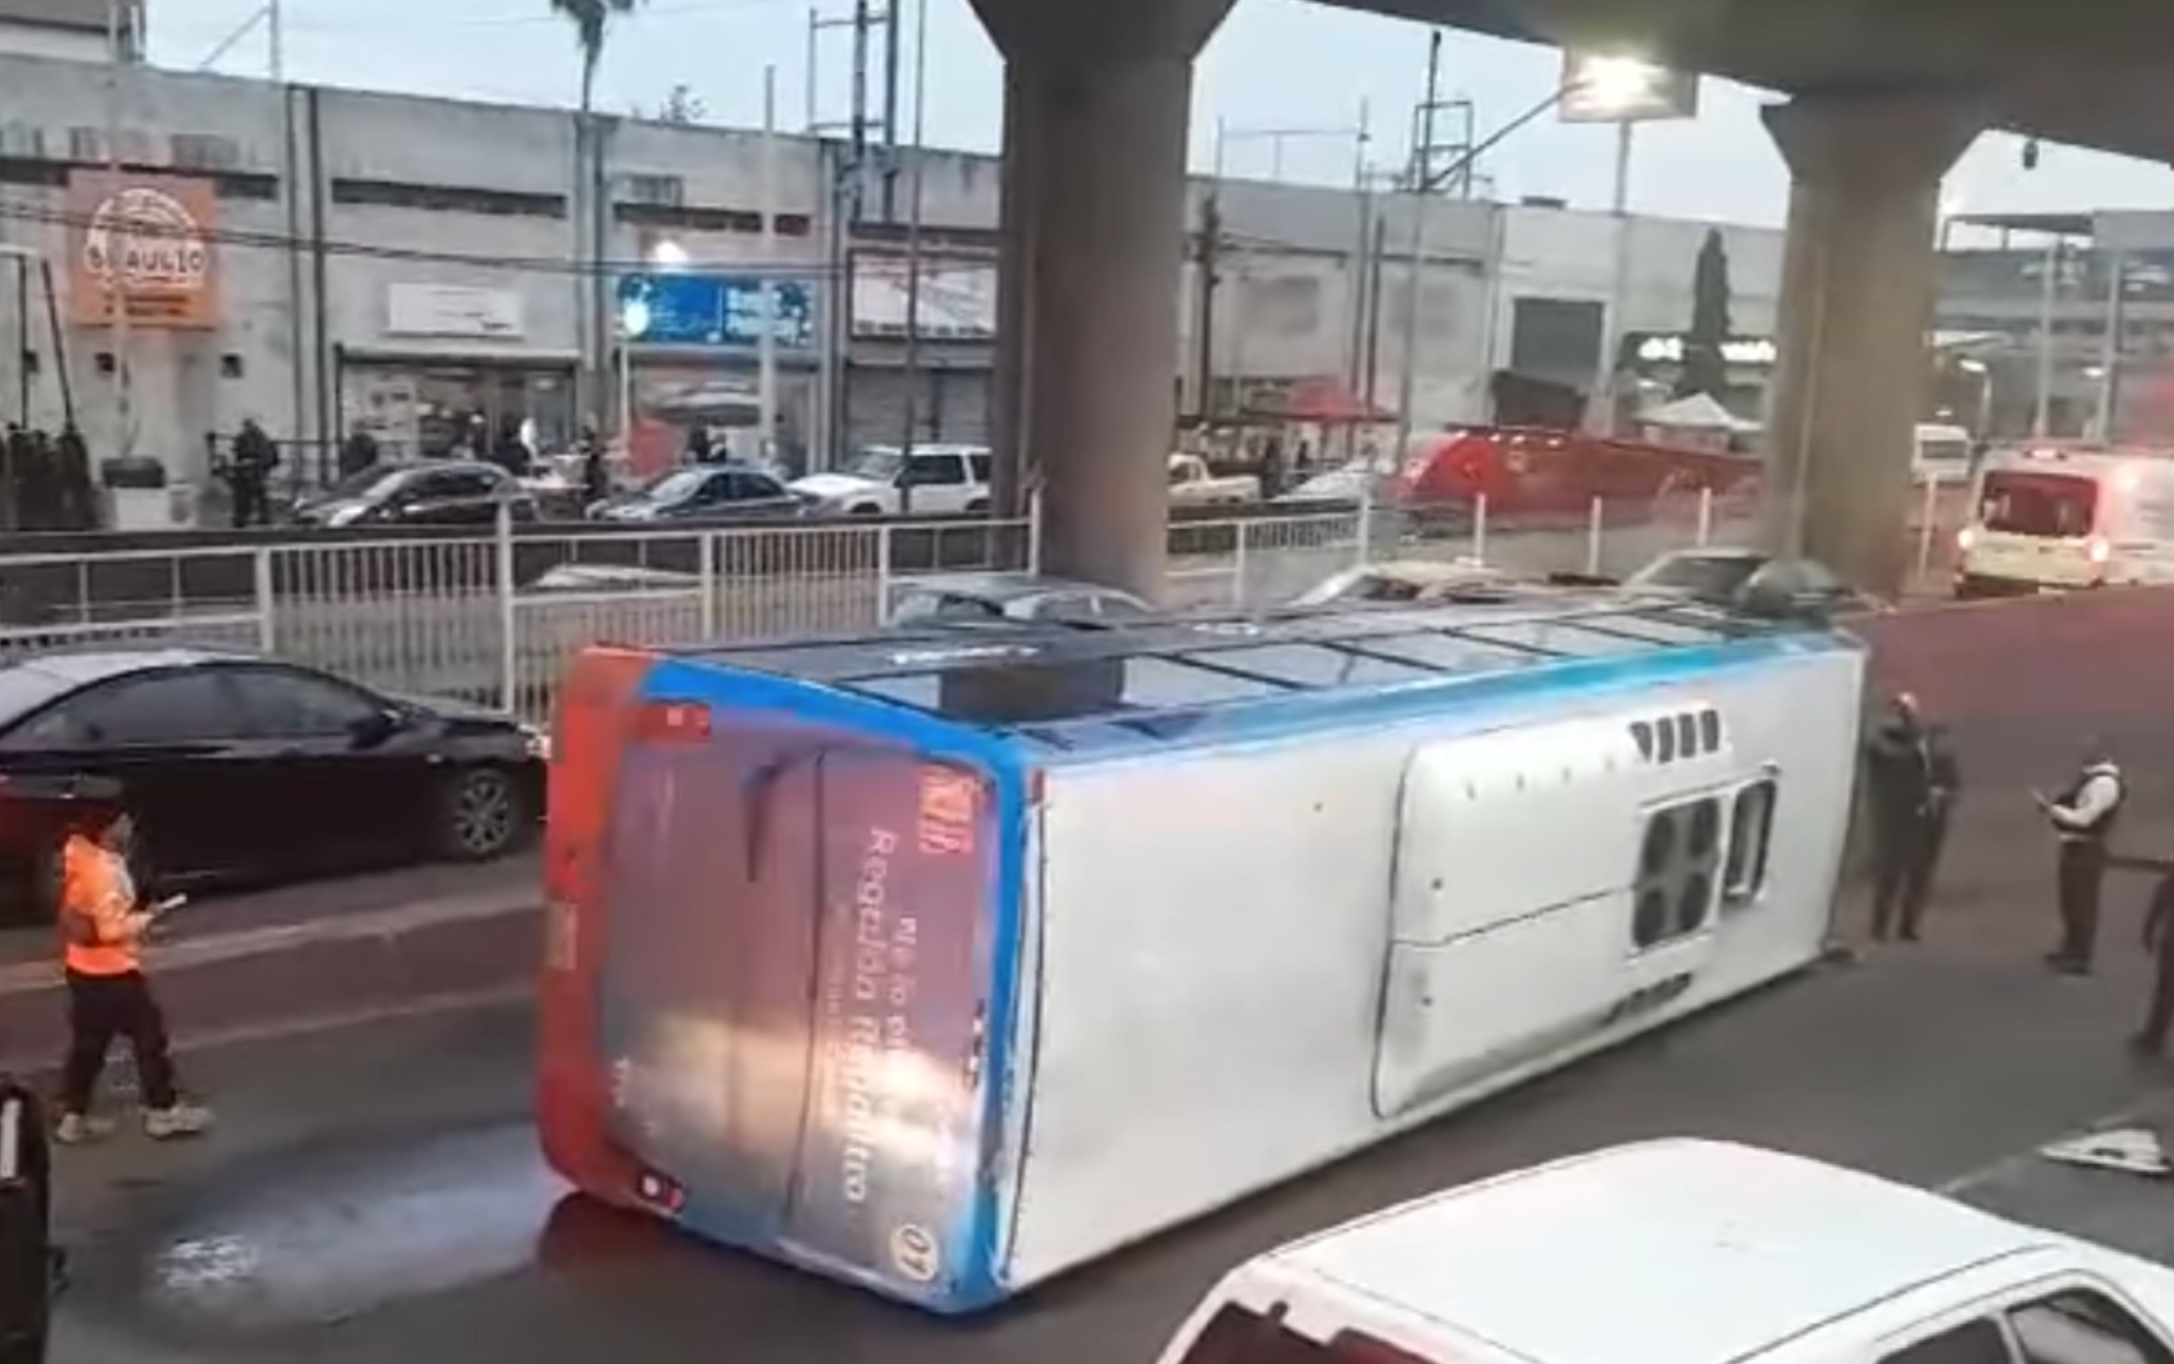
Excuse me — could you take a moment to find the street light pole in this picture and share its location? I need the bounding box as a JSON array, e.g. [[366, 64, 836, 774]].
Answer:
[[2033, 234, 2060, 439]]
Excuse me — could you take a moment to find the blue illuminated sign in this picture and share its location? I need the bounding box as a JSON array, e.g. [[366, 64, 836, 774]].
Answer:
[[617, 273, 815, 350]]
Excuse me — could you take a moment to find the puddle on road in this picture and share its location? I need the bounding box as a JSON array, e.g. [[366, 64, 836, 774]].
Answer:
[[137, 1123, 562, 1335]]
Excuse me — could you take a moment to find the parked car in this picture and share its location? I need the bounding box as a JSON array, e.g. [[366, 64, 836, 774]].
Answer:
[[1296, 559, 1516, 606], [1275, 455, 1398, 507], [1169, 454, 1262, 509], [292, 460, 537, 529], [1625, 547, 1876, 619], [887, 573, 1155, 629], [0, 649, 545, 926], [790, 445, 993, 517], [1153, 1139, 2174, 1364], [586, 464, 805, 523]]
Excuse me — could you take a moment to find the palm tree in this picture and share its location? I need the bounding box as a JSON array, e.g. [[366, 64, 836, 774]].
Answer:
[[552, 0, 643, 115]]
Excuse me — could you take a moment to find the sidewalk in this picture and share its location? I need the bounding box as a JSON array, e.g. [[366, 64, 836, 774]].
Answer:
[[0, 857, 539, 1073]]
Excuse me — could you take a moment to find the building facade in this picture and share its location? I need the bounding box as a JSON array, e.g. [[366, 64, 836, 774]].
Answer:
[[3, 43, 2151, 514]]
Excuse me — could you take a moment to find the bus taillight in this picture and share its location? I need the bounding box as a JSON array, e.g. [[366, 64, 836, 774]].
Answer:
[[2089, 535, 2113, 565], [633, 702, 712, 744], [634, 1169, 686, 1215], [1957, 525, 1977, 552]]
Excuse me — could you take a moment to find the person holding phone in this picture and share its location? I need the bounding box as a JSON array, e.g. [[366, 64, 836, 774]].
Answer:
[[52, 808, 211, 1145], [2035, 737, 2126, 977]]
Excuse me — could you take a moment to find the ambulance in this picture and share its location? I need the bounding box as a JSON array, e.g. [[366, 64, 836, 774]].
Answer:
[[1955, 444, 2174, 597]]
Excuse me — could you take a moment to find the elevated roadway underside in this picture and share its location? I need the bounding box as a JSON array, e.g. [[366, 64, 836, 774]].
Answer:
[[1326, 0, 2174, 163]]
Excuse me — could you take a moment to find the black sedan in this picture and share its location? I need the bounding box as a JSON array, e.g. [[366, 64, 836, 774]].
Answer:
[[0, 650, 545, 924], [586, 464, 806, 523], [292, 460, 537, 529]]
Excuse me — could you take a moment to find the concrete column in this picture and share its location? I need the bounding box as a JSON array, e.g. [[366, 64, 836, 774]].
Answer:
[[1760, 93, 1980, 598], [972, 0, 1233, 600], [987, 62, 1039, 522]]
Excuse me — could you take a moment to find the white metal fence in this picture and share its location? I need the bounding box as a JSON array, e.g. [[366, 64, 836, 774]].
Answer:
[[0, 484, 1964, 719]]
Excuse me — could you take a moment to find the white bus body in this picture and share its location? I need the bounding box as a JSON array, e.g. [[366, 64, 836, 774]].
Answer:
[[545, 595, 1867, 1311]]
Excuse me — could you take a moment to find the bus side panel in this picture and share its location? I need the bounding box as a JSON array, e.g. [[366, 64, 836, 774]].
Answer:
[[1005, 644, 1860, 1289]]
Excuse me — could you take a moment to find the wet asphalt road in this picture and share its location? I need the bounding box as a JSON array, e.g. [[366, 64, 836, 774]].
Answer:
[[38, 587, 2174, 1364]]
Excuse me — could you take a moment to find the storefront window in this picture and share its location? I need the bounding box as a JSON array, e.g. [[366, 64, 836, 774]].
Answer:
[[344, 362, 575, 459]]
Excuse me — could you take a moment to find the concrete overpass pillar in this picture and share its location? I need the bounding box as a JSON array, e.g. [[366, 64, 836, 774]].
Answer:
[[973, 0, 1233, 599], [1760, 94, 1980, 598]]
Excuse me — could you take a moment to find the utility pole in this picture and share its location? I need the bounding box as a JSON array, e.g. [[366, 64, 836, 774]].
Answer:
[[879, 0, 901, 222], [896, 0, 929, 464], [103, 0, 135, 464], [1389, 30, 1445, 475], [758, 65, 780, 465], [806, 0, 894, 468], [1194, 192, 1223, 421]]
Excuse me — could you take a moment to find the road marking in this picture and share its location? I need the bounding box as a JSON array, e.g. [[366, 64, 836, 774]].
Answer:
[[1936, 1095, 2170, 1196]]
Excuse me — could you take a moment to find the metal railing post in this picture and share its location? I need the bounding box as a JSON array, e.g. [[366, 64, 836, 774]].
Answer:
[[1695, 486, 1714, 548], [252, 547, 277, 654], [1026, 489, 1044, 576], [1472, 494, 1489, 566], [495, 499, 517, 715], [1232, 521, 1251, 607], [1355, 478, 1375, 569], [875, 522, 896, 627], [699, 532, 720, 638], [1585, 495, 1605, 577], [1916, 475, 1940, 588]]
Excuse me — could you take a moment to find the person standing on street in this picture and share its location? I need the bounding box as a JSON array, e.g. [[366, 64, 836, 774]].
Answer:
[[2037, 738, 2125, 977], [2130, 863, 2174, 1060], [1864, 693, 1934, 942], [229, 417, 278, 529], [1898, 722, 1963, 941], [52, 809, 212, 1145]]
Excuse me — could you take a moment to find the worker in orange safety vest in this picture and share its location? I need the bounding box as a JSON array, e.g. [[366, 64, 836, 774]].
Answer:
[[53, 810, 211, 1146]]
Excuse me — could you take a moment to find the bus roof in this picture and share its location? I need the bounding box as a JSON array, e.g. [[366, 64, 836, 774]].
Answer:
[[658, 588, 1850, 756]]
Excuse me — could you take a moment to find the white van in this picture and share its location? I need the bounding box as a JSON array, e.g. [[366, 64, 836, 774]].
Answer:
[[1150, 1141, 2174, 1364], [1956, 444, 2174, 597], [1913, 423, 1975, 485]]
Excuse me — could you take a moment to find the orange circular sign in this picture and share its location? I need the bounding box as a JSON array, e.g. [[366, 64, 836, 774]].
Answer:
[[83, 186, 210, 293]]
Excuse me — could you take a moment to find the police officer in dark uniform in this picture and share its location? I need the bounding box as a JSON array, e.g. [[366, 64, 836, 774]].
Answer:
[[1897, 722, 1962, 941], [1865, 693, 1935, 942], [229, 418, 279, 529], [2132, 867, 2174, 1060], [2038, 738, 2125, 976], [0, 1074, 56, 1364]]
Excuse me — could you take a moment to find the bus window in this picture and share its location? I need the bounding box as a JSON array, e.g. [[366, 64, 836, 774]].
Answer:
[[1724, 780, 1778, 907], [1981, 471, 2097, 539], [1634, 796, 1722, 949], [1174, 1306, 1433, 1364]]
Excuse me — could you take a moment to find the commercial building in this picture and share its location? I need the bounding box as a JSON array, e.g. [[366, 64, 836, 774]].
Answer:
[[0, 40, 2151, 516]]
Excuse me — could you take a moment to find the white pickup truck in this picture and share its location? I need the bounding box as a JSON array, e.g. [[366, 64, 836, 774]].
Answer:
[[1169, 454, 1261, 509], [1153, 1140, 2174, 1364]]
